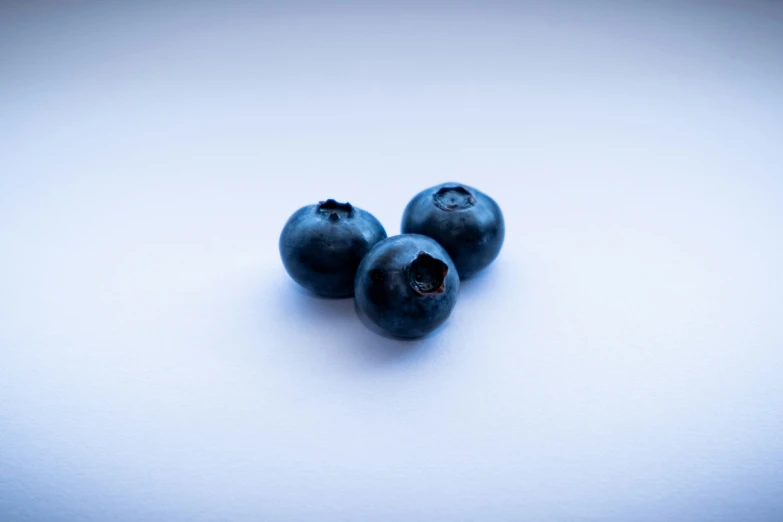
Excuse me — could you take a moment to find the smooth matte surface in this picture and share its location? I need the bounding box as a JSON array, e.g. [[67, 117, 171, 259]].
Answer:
[[2, 2, 783, 521], [402, 183, 505, 278], [355, 234, 459, 338], [280, 201, 386, 297]]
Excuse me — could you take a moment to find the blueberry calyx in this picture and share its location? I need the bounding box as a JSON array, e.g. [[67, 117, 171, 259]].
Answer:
[[408, 251, 448, 295], [432, 185, 476, 211], [318, 199, 354, 219]]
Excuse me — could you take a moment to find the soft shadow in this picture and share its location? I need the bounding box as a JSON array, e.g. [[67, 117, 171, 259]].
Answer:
[[457, 262, 500, 299], [270, 278, 443, 368], [282, 280, 358, 320]]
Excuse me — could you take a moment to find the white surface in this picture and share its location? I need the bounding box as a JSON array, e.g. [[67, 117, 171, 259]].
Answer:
[[2, 2, 783, 521]]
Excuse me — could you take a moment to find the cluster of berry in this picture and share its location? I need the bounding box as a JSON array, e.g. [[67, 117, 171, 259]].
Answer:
[[279, 183, 505, 338]]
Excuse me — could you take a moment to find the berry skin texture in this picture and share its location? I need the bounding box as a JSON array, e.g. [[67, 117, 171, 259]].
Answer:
[[279, 199, 387, 298], [354, 234, 460, 338], [401, 183, 505, 279]]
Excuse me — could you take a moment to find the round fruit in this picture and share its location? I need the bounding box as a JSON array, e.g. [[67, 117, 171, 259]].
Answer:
[[279, 199, 386, 298], [354, 234, 459, 338], [401, 183, 504, 279]]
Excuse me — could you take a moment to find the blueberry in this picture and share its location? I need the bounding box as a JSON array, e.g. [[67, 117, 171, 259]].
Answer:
[[280, 199, 387, 298], [354, 234, 459, 338], [401, 183, 504, 279]]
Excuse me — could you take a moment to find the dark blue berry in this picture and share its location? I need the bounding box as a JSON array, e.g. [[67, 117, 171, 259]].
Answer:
[[280, 199, 387, 298], [401, 183, 504, 279], [354, 234, 459, 338]]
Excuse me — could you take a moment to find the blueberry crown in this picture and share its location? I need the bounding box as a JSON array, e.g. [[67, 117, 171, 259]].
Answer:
[[432, 185, 476, 211]]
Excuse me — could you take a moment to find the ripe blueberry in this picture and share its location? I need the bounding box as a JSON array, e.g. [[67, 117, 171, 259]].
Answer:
[[280, 199, 387, 298], [354, 234, 459, 338], [401, 183, 504, 279]]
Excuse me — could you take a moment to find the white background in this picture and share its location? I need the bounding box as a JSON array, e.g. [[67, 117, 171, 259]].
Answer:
[[2, 1, 782, 520]]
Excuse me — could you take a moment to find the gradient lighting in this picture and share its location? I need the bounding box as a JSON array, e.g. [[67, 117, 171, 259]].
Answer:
[[1, 1, 782, 521]]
